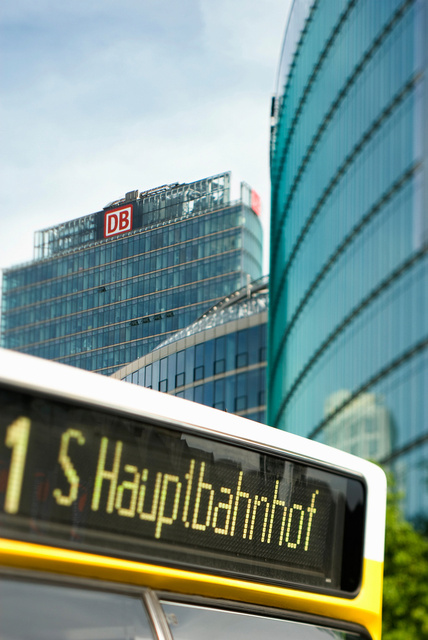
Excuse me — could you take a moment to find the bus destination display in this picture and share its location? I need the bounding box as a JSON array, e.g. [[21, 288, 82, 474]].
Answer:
[[0, 387, 365, 593]]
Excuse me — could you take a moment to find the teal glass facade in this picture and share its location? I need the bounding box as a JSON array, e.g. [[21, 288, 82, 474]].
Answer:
[[269, 0, 428, 522], [1, 173, 263, 376], [113, 278, 268, 423]]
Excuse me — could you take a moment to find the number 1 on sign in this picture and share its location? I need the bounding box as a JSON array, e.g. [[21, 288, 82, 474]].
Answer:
[[4, 417, 31, 514]]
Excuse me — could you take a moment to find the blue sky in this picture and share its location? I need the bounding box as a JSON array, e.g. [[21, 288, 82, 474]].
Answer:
[[0, 0, 291, 279]]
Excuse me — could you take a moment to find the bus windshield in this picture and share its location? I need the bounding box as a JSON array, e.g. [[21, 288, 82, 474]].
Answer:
[[0, 577, 154, 640], [161, 601, 367, 639], [0, 576, 368, 640]]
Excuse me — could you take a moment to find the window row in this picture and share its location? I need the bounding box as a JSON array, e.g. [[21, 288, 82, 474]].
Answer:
[[4, 229, 244, 311], [3, 260, 243, 340], [270, 169, 419, 378], [271, 255, 427, 432], [125, 324, 267, 393], [174, 368, 266, 421], [3, 273, 242, 357], [4, 207, 245, 291]]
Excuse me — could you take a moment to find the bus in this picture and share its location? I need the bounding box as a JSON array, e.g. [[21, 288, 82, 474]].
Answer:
[[0, 348, 386, 640]]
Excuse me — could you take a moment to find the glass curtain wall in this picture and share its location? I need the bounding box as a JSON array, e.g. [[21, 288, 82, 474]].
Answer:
[[2, 175, 263, 376], [122, 324, 267, 424], [114, 278, 268, 423], [268, 0, 428, 522]]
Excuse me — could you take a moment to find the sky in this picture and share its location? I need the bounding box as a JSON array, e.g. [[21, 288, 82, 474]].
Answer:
[[0, 0, 291, 284]]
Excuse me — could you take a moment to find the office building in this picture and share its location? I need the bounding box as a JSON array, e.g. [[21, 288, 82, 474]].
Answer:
[[268, 0, 428, 522], [112, 277, 268, 424], [1, 172, 263, 376]]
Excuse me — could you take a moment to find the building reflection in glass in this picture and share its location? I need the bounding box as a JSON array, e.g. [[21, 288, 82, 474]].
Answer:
[[323, 390, 394, 462]]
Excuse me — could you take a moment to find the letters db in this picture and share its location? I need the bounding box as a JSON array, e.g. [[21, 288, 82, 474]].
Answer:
[[104, 205, 133, 238]]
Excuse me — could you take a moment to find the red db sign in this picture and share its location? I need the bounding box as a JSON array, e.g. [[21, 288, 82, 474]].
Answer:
[[251, 190, 261, 217], [104, 205, 133, 238]]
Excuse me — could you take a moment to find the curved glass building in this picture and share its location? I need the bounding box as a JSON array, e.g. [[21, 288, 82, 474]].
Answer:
[[113, 277, 268, 423], [269, 0, 428, 522]]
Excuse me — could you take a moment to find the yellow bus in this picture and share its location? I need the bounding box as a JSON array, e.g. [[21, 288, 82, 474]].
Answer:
[[0, 348, 386, 640]]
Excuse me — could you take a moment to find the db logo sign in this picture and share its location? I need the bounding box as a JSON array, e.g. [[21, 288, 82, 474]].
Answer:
[[104, 205, 133, 238], [251, 190, 261, 217]]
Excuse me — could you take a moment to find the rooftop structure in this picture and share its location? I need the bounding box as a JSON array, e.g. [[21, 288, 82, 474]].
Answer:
[[2, 172, 263, 376]]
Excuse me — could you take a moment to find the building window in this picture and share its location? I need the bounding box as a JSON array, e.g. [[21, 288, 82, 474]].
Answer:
[[194, 385, 204, 404], [194, 365, 205, 381], [175, 372, 185, 388], [236, 353, 248, 369], [145, 364, 152, 388], [159, 379, 168, 393], [177, 350, 185, 373], [160, 357, 168, 382], [214, 359, 225, 375], [235, 396, 247, 412]]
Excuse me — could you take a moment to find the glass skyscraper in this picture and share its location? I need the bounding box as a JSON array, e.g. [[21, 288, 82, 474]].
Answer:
[[1, 172, 263, 376], [269, 0, 428, 522], [112, 277, 268, 423]]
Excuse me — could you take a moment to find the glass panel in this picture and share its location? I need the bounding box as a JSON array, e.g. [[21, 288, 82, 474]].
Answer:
[[161, 601, 365, 640], [195, 343, 204, 368], [176, 350, 185, 374], [167, 353, 176, 392], [145, 364, 152, 388], [236, 353, 248, 369], [0, 578, 155, 640], [194, 385, 204, 404], [185, 347, 195, 384], [194, 365, 204, 381], [204, 340, 214, 377], [175, 372, 185, 387], [214, 359, 225, 375]]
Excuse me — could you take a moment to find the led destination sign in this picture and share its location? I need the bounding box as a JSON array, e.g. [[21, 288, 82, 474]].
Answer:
[[0, 387, 365, 593]]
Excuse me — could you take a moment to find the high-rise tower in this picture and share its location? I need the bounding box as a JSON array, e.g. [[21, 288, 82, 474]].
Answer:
[[2, 172, 263, 376], [269, 0, 427, 522]]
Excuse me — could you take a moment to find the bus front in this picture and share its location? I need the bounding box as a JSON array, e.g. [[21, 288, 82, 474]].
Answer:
[[0, 349, 386, 640]]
